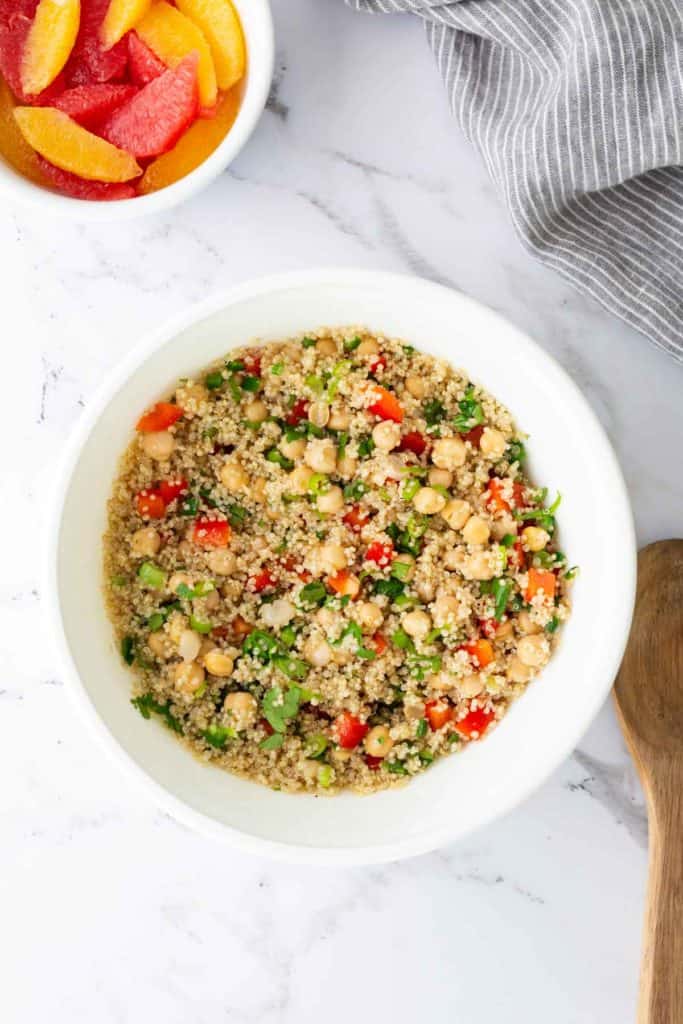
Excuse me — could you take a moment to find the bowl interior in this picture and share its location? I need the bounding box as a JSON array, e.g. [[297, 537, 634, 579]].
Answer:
[[54, 273, 635, 862], [0, 0, 273, 219]]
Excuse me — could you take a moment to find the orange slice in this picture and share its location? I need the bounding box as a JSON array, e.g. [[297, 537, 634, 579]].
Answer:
[[175, 0, 245, 91], [0, 78, 46, 185], [21, 0, 81, 97], [136, 1, 217, 108], [101, 0, 152, 50], [139, 81, 241, 192], [13, 107, 141, 182]]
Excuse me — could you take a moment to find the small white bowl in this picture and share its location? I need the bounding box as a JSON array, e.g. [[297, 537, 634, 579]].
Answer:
[[0, 0, 274, 220], [48, 269, 636, 865]]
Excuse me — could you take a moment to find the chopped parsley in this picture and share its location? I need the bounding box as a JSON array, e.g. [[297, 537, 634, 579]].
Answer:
[[131, 693, 183, 734], [453, 386, 485, 433], [357, 435, 375, 458], [423, 398, 446, 427], [203, 724, 236, 748], [298, 580, 327, 608]]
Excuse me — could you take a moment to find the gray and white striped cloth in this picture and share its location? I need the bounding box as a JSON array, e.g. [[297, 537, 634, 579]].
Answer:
[[346, 0, 683, 362]]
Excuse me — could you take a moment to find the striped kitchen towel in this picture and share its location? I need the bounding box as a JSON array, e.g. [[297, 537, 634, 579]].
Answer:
[[346, 0, 683, 362]]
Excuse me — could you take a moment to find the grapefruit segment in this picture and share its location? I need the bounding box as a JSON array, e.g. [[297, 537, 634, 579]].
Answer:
[[100, 0, 151, 50], [127, 29, 165, 83], [38, 156, 135, 198], [13, 106, 141, 180], [0, 1, 67, 102], [66, 0, 127, 84], [136, 1, 216, 107], [21, 0, 81, 96], [0, 75, 45, 183], [53, 82, 137, 128], [101, 51, 198, 158], [139, 79, 240, 192], [175, 0, 244, 91]]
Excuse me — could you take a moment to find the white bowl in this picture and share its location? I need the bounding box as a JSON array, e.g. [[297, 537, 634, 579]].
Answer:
[[48, 269, 636, 865], [0, 0, 274, 220]]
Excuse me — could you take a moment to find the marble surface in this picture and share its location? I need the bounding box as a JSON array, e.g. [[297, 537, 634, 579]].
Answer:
[[3, 1, 682, 1020]]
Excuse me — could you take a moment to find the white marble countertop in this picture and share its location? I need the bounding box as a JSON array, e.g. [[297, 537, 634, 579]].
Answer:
[[3, 1, 682, 1020]]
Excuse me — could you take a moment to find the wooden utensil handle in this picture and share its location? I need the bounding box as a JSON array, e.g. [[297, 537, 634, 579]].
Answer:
[[639, 762, 683, 1022]]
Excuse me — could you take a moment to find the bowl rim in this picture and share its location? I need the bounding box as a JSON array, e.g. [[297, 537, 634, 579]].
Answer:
[[0, 0, 274, 221], [46, 268, 637, 865]]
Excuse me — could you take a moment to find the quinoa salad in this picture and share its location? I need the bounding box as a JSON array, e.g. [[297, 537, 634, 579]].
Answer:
[[104, 329, 575, 794]]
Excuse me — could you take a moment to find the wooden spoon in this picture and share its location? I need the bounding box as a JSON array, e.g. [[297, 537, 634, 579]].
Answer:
[[614, 540, 683, 1023]]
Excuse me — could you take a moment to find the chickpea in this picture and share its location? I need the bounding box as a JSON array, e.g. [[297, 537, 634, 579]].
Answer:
[[357, 337, 379, 356], [220, 460, 248, 492], [372, 421, 401, 451], [178, 629, 201, 662], [303, 633, 333, 667], [168, 572, 192, 596], [316, 606, 337, 632], [462, 515, 491, 546], [355, 601, 384, 634], [305, 438, 337, 474], [315, 338, 337, 356], [405, 375, 426, 399], [175, 382, 208, 412], [332, 646, 353, 666], [260, 598, 295, 629], [517, 634, 549, 668], [464, 552, 498, 581], [308, 401, 330, 428], [177, 539, 194, 562], [336, 453, 358, 479], [316, 542, 347, 574], [223, 691, 258, 729], [317, 485, 344, 514], [364, 725, 393, 758], [173, 661, 205, 695], [522, 526, 550, 552], [431, 436, 467, 470], [301, 759, 321, 783], [442, 548, 461, 572], [328, 407, 351, 431], [142, 431, 175, 461], [496, 620, 514, 639], [392, 553, 415, 581], [200, 589, 220, 612], [428, 467, 452, 488], [413, 487, 447, 515], [479, 427, 507, 459], [280, 436, 306, 460], [166, 610, 189, 644], [432, 594, 462, 629], [198, 637, 216, 659], [204, 649, 235, 677], [441, 498, 471, 530], [206, 548, 236, 575], [252, 476, 268, 504], [427, 670, 457, 694], [457, 674, 485, 698], [288, 465, 315, 494], [416, 578, 435, 603], [507, 656, 533, 683], [131, 526, 161, 557], [245, 398, 268, 423], [148, 631, 168, 659], [491, 514, 517, 541], [402, 609, 432, 639], [517, 610, 542, 635]]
